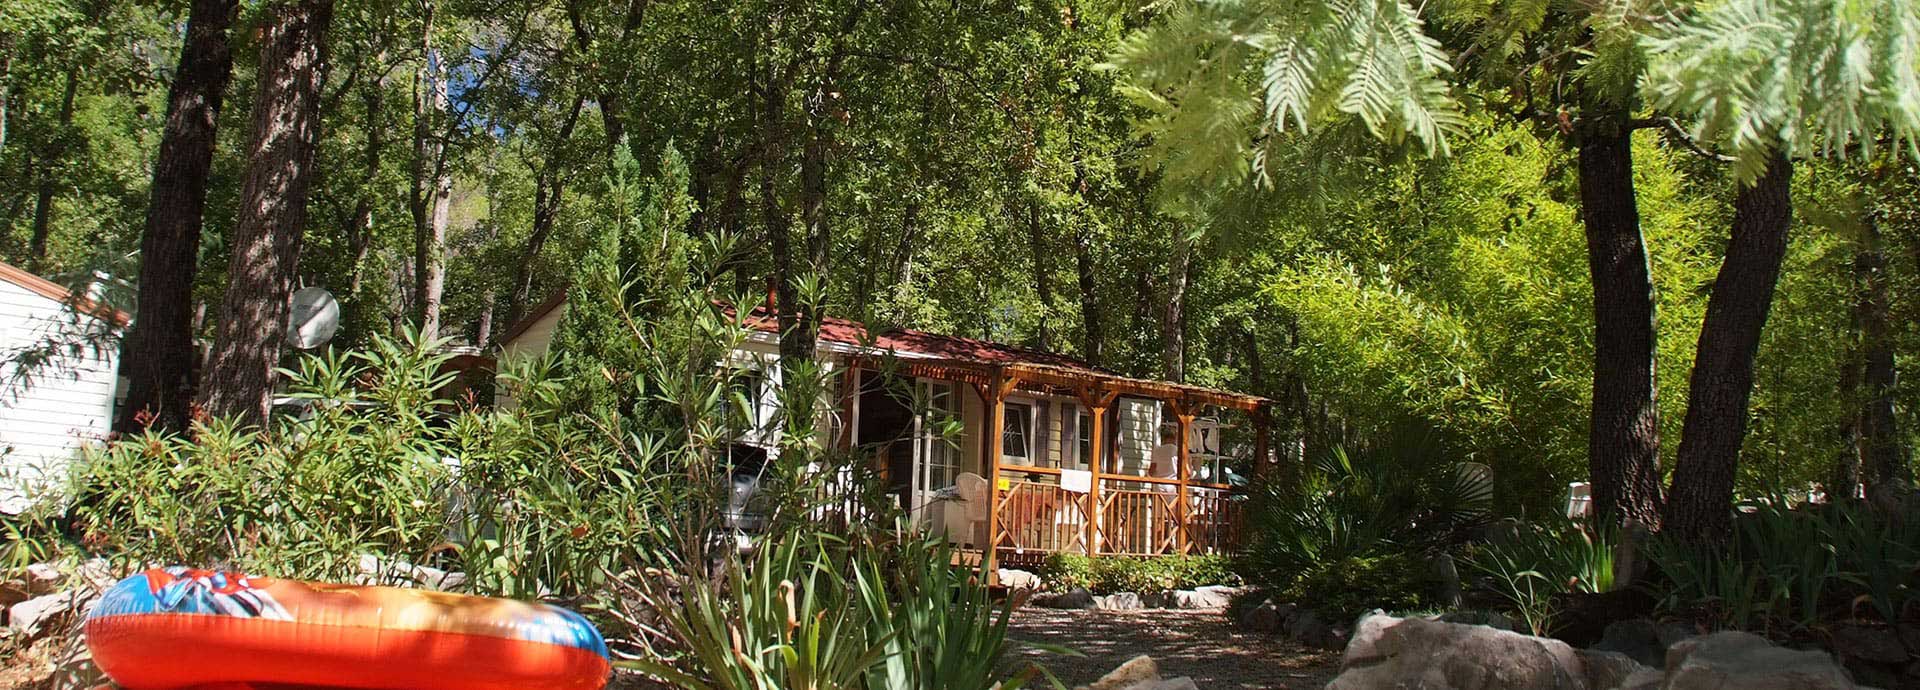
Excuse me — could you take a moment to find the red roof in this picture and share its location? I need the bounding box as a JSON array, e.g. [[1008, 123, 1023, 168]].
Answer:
[[0, 260, 129, 326], [499, 291, 1100, 371], [738, 305, 1101, 371]]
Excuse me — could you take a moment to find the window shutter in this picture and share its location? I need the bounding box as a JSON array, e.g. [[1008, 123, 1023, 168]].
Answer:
[[1035, 400, 1052, 467]]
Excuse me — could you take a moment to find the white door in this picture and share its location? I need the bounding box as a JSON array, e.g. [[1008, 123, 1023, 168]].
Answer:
[[910, 379, 960, 520]]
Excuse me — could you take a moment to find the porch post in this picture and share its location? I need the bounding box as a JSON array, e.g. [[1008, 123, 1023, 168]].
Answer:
[[983, 369, 1009, 574], [837, 362, 862, 451], [1252, 405, 1271, 481], [1174, 401, 1195, 555], [1084, 398, 1106, 556]]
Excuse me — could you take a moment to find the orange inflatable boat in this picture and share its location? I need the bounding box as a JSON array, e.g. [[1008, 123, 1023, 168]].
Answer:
[[85, 567, 610, 690]]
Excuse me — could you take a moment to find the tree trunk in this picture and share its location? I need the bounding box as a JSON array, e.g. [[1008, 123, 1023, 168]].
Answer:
[[344, 56, 387, 296], [27, 67, 79, 265], [1854, 209, 1913, 508], [1665, 154, 1793, 544], [0, 32, 14, 154], [1833, 299, 1863, 501], [474, 285, 495, 347], [114, 0, 238, 434], [409, 8, 449, 337], [1075, 222, 1102, 366], [1161, 227, 1192, 383], [889, 201, 919, 292], [196, 0, 335, 427], [1576, 114, 1665, 529], [508, 95, 584, 323], [1028, 201, 1053, 350]]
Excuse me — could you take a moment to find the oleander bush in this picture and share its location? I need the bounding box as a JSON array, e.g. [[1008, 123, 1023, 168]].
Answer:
[[1036, 553, 1236, 594]]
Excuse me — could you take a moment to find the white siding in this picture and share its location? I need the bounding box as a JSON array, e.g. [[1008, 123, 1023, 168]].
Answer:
[[0, 279, 119, 512], [493, 302, 565, 411], [1113, 398, 1158, 477]]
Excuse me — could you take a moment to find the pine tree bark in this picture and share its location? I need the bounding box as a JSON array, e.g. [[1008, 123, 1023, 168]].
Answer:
[[1665, 154, 1793, 544], [344, 55, 387, 297], [27, 67, 78, 265], [1028, 202, 1053, 351], [508, 95, 584, 324], [1854, 210, 1913, 508], [1161, 227, 1192, 383], [408, 7, 449, 337], [1575, 113, 1665, 529], [196, 0, 335, 427], [114, 0, 238, 433], [1075, 218, 1102, 367]]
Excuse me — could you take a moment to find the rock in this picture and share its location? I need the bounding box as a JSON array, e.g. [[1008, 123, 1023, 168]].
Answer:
[[1071, 654, 1198, 690], [1898, 624, 1920, 655], [1435, 610, 1519, 633], [1183, 586, 1236, 608], [1141, 590, 1172, 608], [1326, 614, 1589, 690], [1576, 649, 1652, 690], [1077, 655, 1158, 690], [1615, 668, 1664, 690], [72, 558, 122, 593], [1032, 587, 1095, 610], [997, 568, 1041, 591], [1288, 609, 1330, 643], [355, 554, 463, 591], [1664, 631, 1857, 690], [8, 590, 84, 639], [1831, 623, 1909, 664], [1655, 621, 1700, 649], [25, 563, 67, 595], [1240, 600, 1289, 634], [1430, 554, 1463, 609], [1096, 592, 1143, 611], [1591, 618, 1667, 668]]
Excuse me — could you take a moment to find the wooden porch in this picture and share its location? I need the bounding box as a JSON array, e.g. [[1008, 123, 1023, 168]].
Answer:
[[840, 356, 1272, 569]]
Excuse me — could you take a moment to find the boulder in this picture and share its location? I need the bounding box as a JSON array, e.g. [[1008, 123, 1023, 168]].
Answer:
[[1663, 631, 1858, 690], [1072, 655, 1199, 690], [1096, 592, 1143, 611], [1032, 587, 1096, 610], [1575, 649, 1652, 690], [25, 563, 67, 595], [1830, 623, 1909, 665], [355, 554, 464, 591], [1326, 613, 1590, 690], [1591, 618, 1668, 668], [1141, 590, 1172, 608], [8, 590, 84, 639], [1434, 609, 1519, 633], [1172, 586, 1235, 609], [997, 568, 1042, 591], [1240, 600, 1291, 634], [1077, 655, 1158, 690]]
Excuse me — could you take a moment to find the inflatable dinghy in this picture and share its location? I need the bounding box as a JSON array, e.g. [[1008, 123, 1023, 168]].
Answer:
[[85, 567, 610, 690]]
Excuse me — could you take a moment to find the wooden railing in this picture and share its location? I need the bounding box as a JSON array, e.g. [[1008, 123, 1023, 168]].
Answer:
[[992, 479, 1089, 554], [987, 470, 1241, 558]]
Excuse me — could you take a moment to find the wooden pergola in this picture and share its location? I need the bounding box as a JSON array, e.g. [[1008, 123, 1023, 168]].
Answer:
[[841, 355, 1273, 571]]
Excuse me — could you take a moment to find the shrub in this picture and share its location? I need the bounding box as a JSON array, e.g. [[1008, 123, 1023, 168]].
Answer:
[[1281, 554, 1428, 621], [1461, 520, 1616, 635], [1645, 498, 1919, 633], [1235, 431, 1488, 608], [1036, 554, 1235, 594]]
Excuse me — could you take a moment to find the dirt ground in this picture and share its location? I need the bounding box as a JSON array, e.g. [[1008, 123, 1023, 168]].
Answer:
[[1002, 607, 1342, 689]]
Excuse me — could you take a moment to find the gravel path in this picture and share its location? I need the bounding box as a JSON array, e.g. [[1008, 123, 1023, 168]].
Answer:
[[1002, 607, 1340, 689]]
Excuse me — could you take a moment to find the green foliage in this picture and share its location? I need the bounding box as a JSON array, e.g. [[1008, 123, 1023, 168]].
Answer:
[[1461, 521, 1618, 635], [1111, 0, 1463, 193], [1282, 554, 1428, 622], [1237, 433, 1489, 591], [624, 528, 1058, 690], [1642, 0, 1920, 182], [1036, 554, 1236, 594], [1645, 499, 1920, 633]]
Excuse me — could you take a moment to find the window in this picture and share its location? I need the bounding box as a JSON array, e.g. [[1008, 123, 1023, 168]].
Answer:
[[726, 368, 768, 438], [919, 381, 959, 491], [1002, 401, 1033, 465], [1076, 410, 1093, 470], [1188, 418, 1227, 484]]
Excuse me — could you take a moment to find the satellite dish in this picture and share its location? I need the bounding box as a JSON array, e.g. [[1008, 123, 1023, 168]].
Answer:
[[285, 286, 341, 349]]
